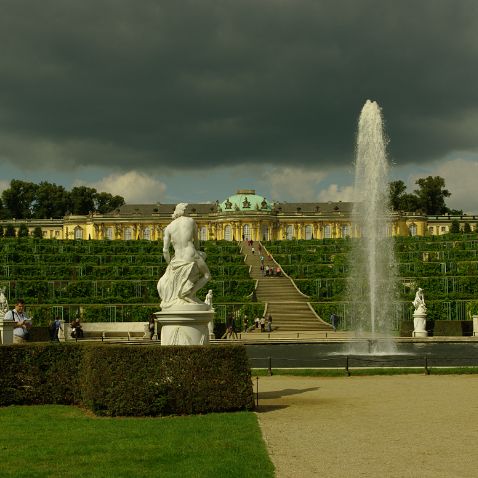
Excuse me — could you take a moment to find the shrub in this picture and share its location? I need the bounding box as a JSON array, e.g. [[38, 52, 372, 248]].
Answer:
[[0, 343, 254, 416]]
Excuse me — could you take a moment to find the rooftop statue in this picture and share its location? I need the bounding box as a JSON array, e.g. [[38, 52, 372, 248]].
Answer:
[[157, 203, 211, 310]]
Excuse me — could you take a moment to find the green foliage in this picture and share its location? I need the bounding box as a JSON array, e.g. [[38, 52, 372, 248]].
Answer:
[[450, 219, 461, 234], [388, 176, 457, 214], [464, 222, 472, 234], [0, 344, 254, 416], [17, 223, 29, 237], [0, 180, 125, 219], [4, 224, 15, 237], [33, 226, 43, 238], [0, 406, 274, 478]]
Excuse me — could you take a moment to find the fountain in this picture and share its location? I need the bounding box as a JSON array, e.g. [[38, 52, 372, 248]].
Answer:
[[347, 100, 398, 353]]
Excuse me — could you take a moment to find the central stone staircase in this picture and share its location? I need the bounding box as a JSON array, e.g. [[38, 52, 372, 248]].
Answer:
[[242, 241, 333, 331]]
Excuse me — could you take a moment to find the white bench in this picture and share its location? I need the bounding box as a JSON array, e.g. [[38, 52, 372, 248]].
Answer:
[[62, 322, 151, 341]]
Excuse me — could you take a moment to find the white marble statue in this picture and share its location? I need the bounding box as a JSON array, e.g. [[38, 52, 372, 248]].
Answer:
[[412, 287, 427, 314], [0, 287, 9, 318], [205, 289, 213, 309], [412, 287, 427, 336], [157, 203, 211, 310]]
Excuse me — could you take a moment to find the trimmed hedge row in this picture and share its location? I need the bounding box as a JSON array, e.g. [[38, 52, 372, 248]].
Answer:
[[0, 343, 254, 416], [399, 320, 474, 337]]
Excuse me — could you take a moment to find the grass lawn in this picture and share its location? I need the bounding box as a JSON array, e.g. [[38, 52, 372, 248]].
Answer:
[[0, 405, 274, 478], [252, 366, 478, 377]]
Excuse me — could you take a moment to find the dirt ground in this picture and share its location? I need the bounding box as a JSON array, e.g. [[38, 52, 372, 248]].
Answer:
[[255, 374, 478, 478]]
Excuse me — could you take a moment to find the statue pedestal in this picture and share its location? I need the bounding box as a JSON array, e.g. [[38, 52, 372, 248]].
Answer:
[[0, 319, 15, 345], [155, 306, 214, 345], [413, 311, 428, 338]]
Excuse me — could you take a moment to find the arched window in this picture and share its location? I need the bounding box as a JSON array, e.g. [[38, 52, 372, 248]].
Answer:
[[243, 224, 251, 241], [124, 227, 133, 241], [224, 225, 232, 241], [74, 227, 83, 240], [324, 225, 331, 238], [144, 227, 152, 241], [341, 225, 350, 238], [305, 225, 313, 240], [261, 224, 269, 241], [200, 226, 207, 241], [409, 224, 417, 236], [106, 227, 113, 240], [286, 225, 294, 240]]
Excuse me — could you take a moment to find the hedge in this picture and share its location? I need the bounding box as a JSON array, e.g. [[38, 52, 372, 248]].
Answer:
[[0, 343, 254, 416], [399, 320, 473, 337]]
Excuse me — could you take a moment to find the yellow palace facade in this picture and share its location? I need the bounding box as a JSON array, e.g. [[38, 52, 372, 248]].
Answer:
[[2, 189, 477, 241]]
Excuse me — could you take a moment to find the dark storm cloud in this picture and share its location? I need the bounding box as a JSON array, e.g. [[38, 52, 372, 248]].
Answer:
[[1, 0, 477, 171]]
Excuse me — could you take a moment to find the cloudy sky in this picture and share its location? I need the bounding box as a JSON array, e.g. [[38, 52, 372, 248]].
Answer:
[[1, 0, 478, 211]]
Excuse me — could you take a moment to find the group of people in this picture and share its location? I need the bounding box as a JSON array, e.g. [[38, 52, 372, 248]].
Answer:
[[254, 314, 273, 333], [261, 264, 282, 277]]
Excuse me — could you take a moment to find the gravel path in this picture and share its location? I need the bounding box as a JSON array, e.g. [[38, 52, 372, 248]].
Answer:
[[255, 375, 478, 478]]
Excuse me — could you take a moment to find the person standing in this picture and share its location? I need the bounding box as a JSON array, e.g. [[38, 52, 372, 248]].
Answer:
[[5, 299, 32, 343], [254, 317, 260, 329], [267, 314, 273, 332], [260, 316, 266, 333], [51, 317, 62, 341]]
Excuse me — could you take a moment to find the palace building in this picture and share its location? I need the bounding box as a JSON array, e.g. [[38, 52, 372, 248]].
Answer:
[[2, 189, 477, 240]]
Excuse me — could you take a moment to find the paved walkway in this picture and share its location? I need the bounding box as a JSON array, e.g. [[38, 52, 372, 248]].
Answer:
[[255, 375, 478, 478]]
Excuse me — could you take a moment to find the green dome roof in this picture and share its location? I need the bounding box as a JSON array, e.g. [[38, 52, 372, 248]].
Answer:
[[219, 189, 273, 212]]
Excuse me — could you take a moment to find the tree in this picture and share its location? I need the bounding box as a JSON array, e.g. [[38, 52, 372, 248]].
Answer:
[[388, 180, 420, 212], [33, 226, 43, 239], [95, 192, 125, 214], [18, 224, 29, 237], [32, 181, 70, 218], [0, 226, 3, 238], [4, 224, 15, 237], [389, 180, 407, 211], [414, 176, 451, 215], [69, 186, 97, 215], [450, 219, 461, 234], [1, 180, 38, 218], [463, 222, 472, 234]]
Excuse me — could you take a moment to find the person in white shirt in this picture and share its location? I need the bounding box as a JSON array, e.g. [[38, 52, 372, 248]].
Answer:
[[4, 299, 32, 342]]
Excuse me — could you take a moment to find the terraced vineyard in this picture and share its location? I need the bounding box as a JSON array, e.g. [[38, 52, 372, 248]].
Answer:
[[0, 239, 261, 324], [265, 234, 478, 329]]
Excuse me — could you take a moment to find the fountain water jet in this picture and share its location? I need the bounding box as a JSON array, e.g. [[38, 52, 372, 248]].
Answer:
[[347, 100, 398, 353]]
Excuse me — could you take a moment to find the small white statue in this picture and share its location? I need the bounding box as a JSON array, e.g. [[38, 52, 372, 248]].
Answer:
[[205, 289, 213, 309], [0, 287, 9, 317], [157, 203, 211, 310], [412, 287, 427, 314]]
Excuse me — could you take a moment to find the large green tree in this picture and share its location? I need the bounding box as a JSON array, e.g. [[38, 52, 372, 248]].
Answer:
[[389, 176, 457, 215], [33, 182, 70, 219], [95, 192, 125, 214], [414, 176, 452, 215], [1, 180, 38, 219], [69, 186, 97, 215]]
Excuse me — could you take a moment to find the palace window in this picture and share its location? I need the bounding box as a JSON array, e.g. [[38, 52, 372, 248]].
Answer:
[[144, 227, 152, 241], [324, 225, 331, 238], [243, 224, 251, 240], [286, 225, 294, 240], [261, 224, 269, 241], [409, 224, 417, 236], [106, 227, 113, 240], [200, 226, 207, 241], [341, 225, 350, 238], [305, 225, 313, 240], [224, 225, 232, 241], [74, 227, 83, 240], [124, 227, 133, 241]]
